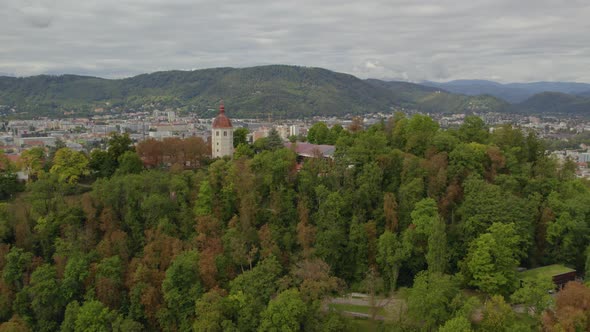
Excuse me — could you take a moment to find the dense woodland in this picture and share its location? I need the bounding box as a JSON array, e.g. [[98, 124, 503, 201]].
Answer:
[[2, 115, 590, 331]]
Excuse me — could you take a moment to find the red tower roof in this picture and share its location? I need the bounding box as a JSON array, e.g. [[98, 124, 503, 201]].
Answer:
[[212, 100, 232, 129]]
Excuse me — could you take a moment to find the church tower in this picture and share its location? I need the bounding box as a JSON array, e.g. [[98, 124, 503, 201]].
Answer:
[[211, 100, 233, 158]]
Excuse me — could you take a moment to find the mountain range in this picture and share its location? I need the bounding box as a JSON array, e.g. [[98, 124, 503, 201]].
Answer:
[[0, 65, 589, 118], [422, 79, 590, 103]]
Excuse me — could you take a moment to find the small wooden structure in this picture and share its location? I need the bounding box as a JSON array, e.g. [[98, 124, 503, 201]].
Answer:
[[519, 264, 577, 289]]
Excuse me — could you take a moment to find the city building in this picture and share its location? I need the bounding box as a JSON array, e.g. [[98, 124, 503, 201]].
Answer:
[[211, 101, 233, 158]]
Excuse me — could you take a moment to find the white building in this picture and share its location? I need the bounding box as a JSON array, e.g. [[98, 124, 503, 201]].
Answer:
[[211, 101, 233, 158]]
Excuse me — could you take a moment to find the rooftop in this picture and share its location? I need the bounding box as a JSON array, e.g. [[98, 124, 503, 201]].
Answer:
[[284, 142, 335, 158], [520, 264, 576, 280]]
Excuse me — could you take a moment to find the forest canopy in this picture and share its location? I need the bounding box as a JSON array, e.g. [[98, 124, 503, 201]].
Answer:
[[1, 115, 590, 331]]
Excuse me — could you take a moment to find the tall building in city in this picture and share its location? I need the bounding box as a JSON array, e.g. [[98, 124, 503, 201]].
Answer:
[[211, 101, 233, 158]]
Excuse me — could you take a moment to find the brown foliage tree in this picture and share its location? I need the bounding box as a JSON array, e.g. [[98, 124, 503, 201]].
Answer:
[[542, 281, 590, 332], [136, 137, 210, 169], [383, 192, 399, 232], [296, 197, 316, 258], [196, 215, 224, 289]]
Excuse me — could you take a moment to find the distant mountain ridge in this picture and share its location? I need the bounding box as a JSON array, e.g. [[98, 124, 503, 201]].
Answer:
[[0, 65, 511, 118], [422, 79, 590, 103], [0, 65, 589, 118]]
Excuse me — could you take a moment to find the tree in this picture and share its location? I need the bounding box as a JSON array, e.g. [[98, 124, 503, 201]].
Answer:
[[265, 129, 284, 151], [89, 149, 116, 178], [234, 127, 249, 148], [107, 132, 133, 161], [61, 255, 90, 305], [307, 122, 330, 144], [411, 198, 439, 236], [50, 148, 89, 183], [258, 289, 306, 332], [291, 258, 342, 303], [404, 114, 439, 156], [462, 223, 521, 296], [0, 315, 30, 332], [347, 117, 363, 133], [70, 300, 117, 332], [377, 231, 409, 292], [2, 247, 33, 291], [457, 116, 489, 144], [427, 217, 448, 274], [28, 264, 64, 331], [161, 250, 202, 331], [20, 147, 46, 181], [115, 151, 143, 175], [479, 295, 518, 332], [95, 256, 124, 310], [228, 256, 283, 331], [439, 316, 472, 332], [511, 275, 554, 317], [193, 290, 233, 332], [313, 190, 348, 275], [542, 281, 590, 332], [407, 272, 459, 330]]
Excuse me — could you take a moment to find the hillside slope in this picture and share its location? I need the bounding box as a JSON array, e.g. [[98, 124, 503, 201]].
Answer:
[[518, 92, 590, 114], [0, 66, 510, 118]]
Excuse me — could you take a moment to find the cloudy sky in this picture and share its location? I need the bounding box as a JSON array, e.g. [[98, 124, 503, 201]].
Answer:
[[2, 0, 590, 82]]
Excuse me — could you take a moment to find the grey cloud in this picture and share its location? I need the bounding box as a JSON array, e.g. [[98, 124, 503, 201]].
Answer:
[[0, 0, 589, 82]]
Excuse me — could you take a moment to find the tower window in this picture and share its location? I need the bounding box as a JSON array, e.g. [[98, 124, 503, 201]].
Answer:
[[216, 142, 219, 145], [216, 131, 219, 136], [224, 131, 227, 136]]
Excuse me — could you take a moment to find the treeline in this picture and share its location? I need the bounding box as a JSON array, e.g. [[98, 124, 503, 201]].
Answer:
[[1, 115, 590, 331]]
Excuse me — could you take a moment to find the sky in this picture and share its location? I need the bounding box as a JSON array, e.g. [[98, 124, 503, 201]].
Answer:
[[1, 0, 590, 82]]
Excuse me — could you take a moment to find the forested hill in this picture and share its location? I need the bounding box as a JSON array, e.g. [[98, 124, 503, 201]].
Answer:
[[517, 91, 590, 114], [2, 116, 590, 330], [0, 65, 511, 118]]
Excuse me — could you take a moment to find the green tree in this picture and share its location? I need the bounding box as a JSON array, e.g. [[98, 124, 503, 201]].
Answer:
[[193, 290, 233, 332], [50, 148, 89, 184], [28, 264, 63, 331], [404, 114, 439, 156], [258, 289, 306, 332], [89, 150, 116, 178], [479, 295, 518, 332], [427, 217, 448, 274], [194, 179, 213, 216], [307, 122, 330, 144], [314, 190, 348, 276], [234, 127, 250, 148], [265, 129, 284, 151], [229, 256, 283, 331], [510, 275, 554, 317], [72, 300, 117, 332], [439, 316, 472, 332], [20, 147, 46, 181], [377, 231, 409, 292], [407, 272, 459, 330], [462, 223, 521, 296], [61, 255, 90, 304], [2, 247, 33, 291], [160, 250, 202, 331], [115, 151, 143, 175], [107, 132, 133, 162], [457, 116, 489, 144]]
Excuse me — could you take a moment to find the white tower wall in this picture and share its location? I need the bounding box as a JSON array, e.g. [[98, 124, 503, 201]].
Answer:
[[212, 128, 233, 158]]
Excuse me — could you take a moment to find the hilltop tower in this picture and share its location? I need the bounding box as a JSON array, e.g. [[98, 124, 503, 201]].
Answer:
[[211, 100, 233, 158]]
